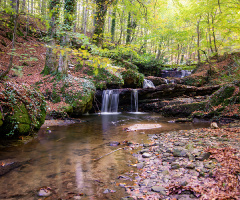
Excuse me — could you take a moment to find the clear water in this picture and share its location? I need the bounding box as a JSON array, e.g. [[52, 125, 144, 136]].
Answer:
[[0, 114, 209, 199]]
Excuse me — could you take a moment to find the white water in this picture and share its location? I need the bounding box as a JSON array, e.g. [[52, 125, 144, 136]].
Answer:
[[101, 90, 120, 113], [143, 79, 155, 89], [131, 89, 138, 112]]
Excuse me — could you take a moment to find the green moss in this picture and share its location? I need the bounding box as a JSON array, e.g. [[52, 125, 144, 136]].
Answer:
[[209, 85, 235, 106], [0, 111, 3, 127], [121, 69, 144, 88], [13, 103, 31, 124], [18, 124, 31, 134], [162, 101, 207, 117]]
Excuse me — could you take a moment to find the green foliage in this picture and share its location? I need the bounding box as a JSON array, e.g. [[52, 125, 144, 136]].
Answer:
[[121, 69, 144, 88]]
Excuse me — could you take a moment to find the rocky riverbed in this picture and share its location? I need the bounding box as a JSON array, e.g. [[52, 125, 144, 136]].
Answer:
[[119, 124, 240, 200]]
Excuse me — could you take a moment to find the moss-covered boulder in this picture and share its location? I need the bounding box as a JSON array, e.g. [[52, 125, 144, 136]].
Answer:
[[208, 84, 236, 106], [0, 81, 46, 137], [161, 101, 207, 117], [42, 75, 96, 117], [93, 65, 124, 89], [121, 69, 144, 88]]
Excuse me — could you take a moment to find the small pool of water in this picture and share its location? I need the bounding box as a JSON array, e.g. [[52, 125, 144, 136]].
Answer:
[[0, 113, 209, 199]]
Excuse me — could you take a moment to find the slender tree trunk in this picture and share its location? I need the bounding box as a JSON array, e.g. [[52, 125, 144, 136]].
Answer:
[[207, 14, 213, 53], [126, 12, 131, 44], [110, 0, 117, 42], [211, 14, 218, 54], [197, 17, 201, 66], [0, 0, 19, 80], [82, 0, 88, 34], [21, 0, 26, 13]]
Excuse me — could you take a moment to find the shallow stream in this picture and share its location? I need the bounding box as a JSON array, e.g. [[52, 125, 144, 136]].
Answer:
[[0, 113, 210, 199]]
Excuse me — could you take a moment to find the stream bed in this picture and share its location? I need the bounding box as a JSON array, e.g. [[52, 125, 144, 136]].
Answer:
[[0, 113, 210, 199]]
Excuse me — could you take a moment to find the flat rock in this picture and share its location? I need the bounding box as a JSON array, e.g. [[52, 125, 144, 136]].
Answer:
[[151, 186, 166, 195], [142, 153, 152, 158], [173, 149, 187, 157]]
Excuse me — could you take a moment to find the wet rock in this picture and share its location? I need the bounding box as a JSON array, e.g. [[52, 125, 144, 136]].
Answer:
[[186, 163, 196, 169], [38, 188, 52, 197], [140, 149, 149, 154], [196, 152, 211, 161], [171, 163, 181, 169], [109, 141, 120, 146], [210, 122, 219, 129], [151, 186, 166, 195], [173, 149, 187, 157], [180, 181, 188, 186], [174, 142, 185, 146], [137, 162, 145, 169], [0, 158, 31, 176], [103, 189, 111, 194], [142, 153, 152, 158]]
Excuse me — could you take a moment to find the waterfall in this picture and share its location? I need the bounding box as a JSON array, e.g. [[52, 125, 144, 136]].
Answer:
[[131, 89, 138, 112], [101, 90, 120, 113], [143, 79, 155, 89]]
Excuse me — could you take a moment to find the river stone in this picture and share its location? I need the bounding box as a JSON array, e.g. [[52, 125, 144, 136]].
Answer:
[[196, 152, 211, 161], [173, 149, 187, 157], [137, 162, 145, 169], [142, 153, 152, 158], [186, 163, 196, 169], [171, 163, 181, 169], [151, 186, 166, 195], [38, 188, 52, 197]]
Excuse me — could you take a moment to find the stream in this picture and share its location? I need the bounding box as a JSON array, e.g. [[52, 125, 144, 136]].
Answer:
[[0, 113, 210, 199]]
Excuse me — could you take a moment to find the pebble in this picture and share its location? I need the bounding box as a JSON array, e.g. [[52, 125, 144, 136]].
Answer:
[[38, 188, 52, 197], [151, 186, 166, 195], [142, 153, 152, 158]]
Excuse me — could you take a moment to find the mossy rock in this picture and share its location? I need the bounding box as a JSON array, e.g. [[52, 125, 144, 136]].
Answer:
[[0, 82, 46, 137], [93, 66, 124, 89], [161, 101, 207, 117], [50, 75, 96, 116], [121, 69, 144, 88], [208, 84, 235, 106]]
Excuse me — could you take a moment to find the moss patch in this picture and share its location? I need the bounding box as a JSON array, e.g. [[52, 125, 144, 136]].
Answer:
[[0, 81, 46, 137]]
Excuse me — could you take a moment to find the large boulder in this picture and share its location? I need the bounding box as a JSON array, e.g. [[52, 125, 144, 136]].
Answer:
[[40, 75, 96, 117], [0, 81, 46, 136], [121, 69, 144, 88]]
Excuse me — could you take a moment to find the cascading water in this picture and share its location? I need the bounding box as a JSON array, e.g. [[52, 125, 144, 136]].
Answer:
[[101, 90, 120, 113], [143, 79, 155, 89], [131, 89, 138, 112]]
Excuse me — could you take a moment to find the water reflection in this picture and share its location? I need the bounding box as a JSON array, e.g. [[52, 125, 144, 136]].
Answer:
[[0, 113, 209, 199]]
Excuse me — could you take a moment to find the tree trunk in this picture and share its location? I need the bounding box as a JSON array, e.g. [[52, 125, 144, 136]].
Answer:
[[21, 0, 26, 13], [82, 0, 88, 34], [197, 17, 201, 66], [126, 12, 131, 44], [207, 13, 213, 53], [211, 14, 218, 54], [0, 0, 19, 80], [93, 0, 114, 46], [43, 0, 60, 75], [57, 0, 76, 75]]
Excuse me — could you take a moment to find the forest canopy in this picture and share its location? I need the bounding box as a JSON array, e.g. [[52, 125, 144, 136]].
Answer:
[[1, 0, 239, 67]]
